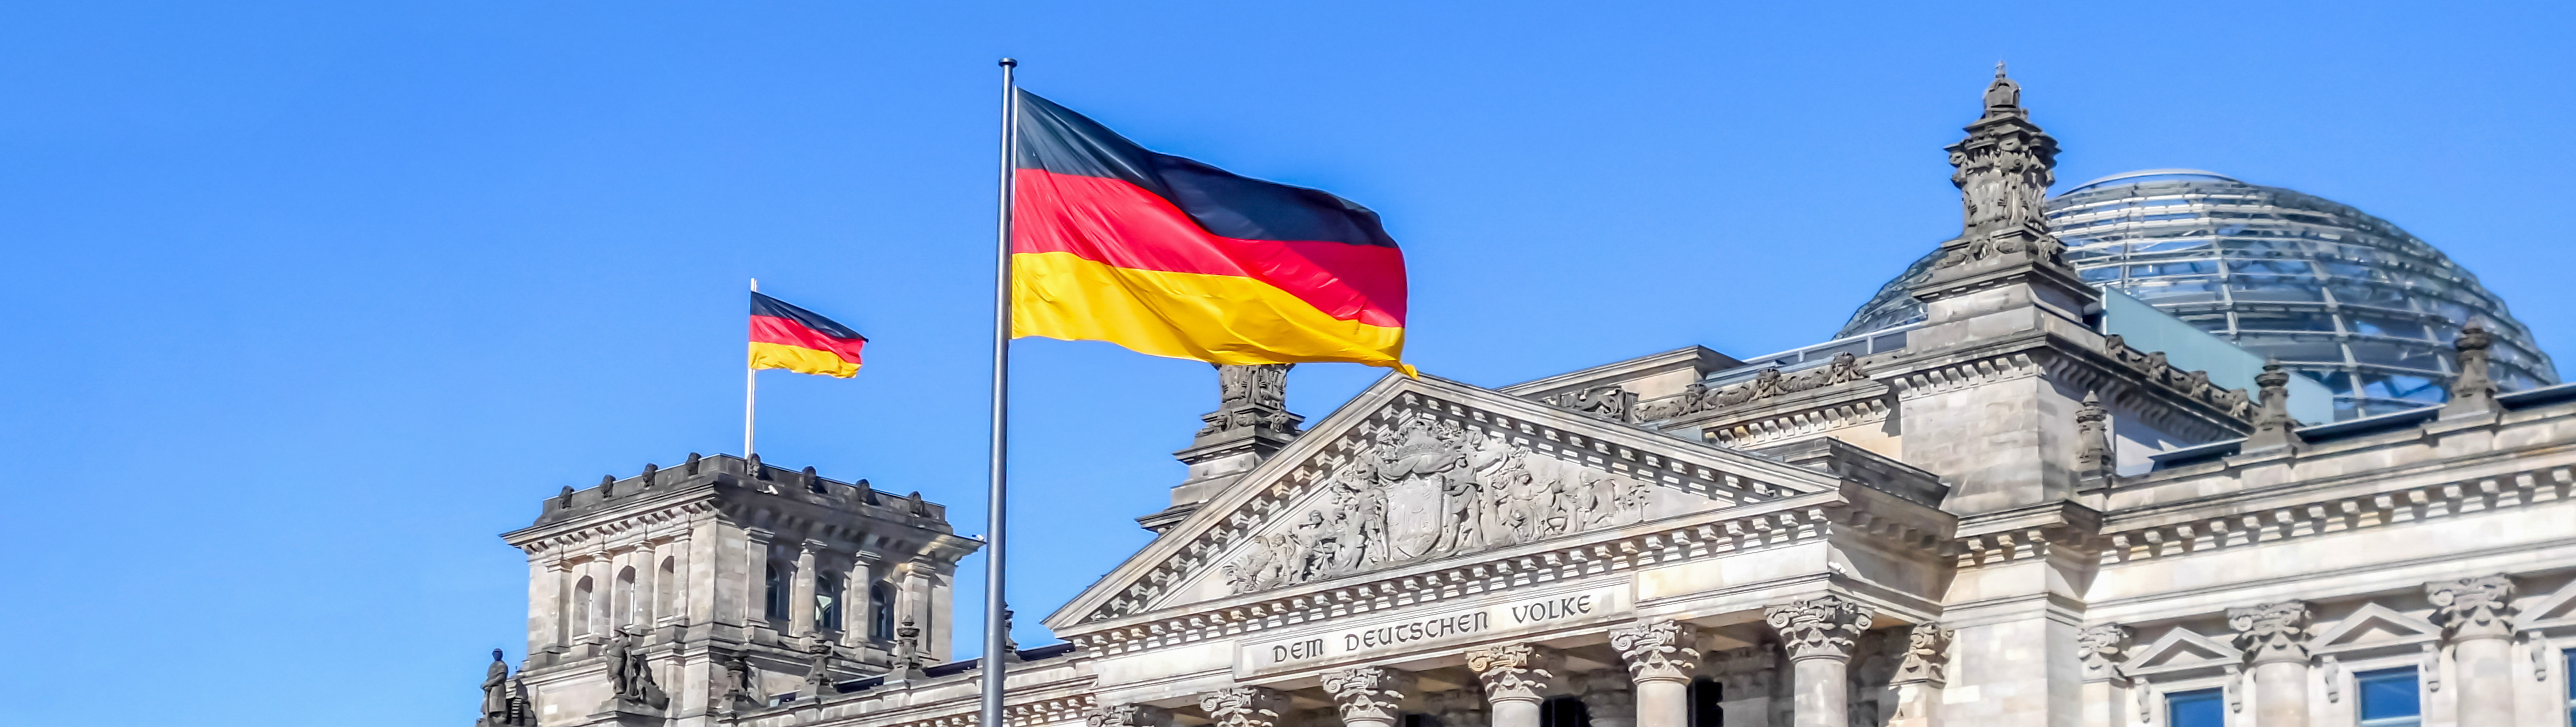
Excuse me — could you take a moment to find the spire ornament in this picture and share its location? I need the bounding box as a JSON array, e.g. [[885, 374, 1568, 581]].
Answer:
[[1913, 65, 2092, 311], [2244, 360, 2306, 454], [2444, 321, 2503, 417]]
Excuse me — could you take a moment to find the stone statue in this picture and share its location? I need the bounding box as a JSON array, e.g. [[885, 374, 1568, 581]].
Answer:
[[800, 639, 834, 697], [718, 650, 764, 714], [479, 649, 511, 723], [605, 628, 667, 711]]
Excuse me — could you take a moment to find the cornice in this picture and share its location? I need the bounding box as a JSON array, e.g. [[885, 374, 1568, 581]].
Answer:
[[1057, 483, 1952, 657], [2096, 462, 2574, 566]]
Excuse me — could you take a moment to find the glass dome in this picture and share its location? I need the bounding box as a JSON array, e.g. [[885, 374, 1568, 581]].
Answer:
[[1839, 169, 2557, 420]]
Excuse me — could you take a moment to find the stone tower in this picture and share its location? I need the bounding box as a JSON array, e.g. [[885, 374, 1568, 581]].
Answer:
[[495, 454, 979, 726]]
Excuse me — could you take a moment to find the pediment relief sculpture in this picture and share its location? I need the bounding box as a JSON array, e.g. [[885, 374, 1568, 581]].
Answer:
[[1221, 412, 1660, 594]]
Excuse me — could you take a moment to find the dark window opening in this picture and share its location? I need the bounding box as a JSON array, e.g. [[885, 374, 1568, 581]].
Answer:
[[1688, 677, 1722, 727], [1538, 696, 1588, 727], [2167, 688, 2222, 727], [869, 583, 896, 640]]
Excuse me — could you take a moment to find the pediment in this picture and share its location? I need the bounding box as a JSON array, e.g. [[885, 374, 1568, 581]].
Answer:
[[2519, 577, 2576, 628], [1043, 372, 1850, 631], [2312, 603, 2437, 649], [2127, 627, 2241, 674]]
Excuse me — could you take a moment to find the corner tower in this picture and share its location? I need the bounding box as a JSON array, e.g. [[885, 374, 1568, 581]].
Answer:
[[496, 454, 979, 726]]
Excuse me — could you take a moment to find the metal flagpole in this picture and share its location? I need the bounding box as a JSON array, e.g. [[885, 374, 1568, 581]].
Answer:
[[745, 277, 759, 457], [979, 57, 1019, 727]]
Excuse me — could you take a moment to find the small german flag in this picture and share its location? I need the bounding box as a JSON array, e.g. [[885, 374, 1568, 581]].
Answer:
[[749, 292, 867, 378], [1009, 90, 1411, 374]]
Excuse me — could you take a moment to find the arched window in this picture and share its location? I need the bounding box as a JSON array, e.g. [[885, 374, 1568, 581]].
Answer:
[[764, 563, 789, 620], [572, 576, 596, 637], [869, 583, 895, 640], [655, 556, 677, 622], [815, 573, 842, 631], [613, 566, 638, 628]]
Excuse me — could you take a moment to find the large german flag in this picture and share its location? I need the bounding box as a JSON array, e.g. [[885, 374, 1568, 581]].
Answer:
[[1010, 90, 1412, 374], [749, 292, 868, 378]]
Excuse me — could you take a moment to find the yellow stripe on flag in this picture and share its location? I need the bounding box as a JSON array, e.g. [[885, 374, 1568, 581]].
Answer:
[[749, 341, 860, 378], [1010, 250, 1413, 375]]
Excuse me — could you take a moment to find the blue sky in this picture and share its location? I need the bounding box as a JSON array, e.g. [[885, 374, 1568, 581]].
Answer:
[[3, 2, 2570, 725]]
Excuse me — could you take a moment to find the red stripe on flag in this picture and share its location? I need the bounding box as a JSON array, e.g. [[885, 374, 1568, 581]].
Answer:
[[751, 315, 867, 364], [1012, 169, 1407, 327]]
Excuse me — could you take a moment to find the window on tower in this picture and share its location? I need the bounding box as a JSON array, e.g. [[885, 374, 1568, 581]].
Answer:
[[764, 563, 789, 620], [815, 573, 842, 631], [2166, 688, 2222, 727], [2356, 667, 2422, 726], [870, 583, 895, 640]]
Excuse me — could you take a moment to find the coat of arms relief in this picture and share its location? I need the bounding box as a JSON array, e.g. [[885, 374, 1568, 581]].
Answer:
[[1221, 412, 1656, 594]]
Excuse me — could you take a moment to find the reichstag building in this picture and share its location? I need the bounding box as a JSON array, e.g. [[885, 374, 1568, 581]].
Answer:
[[471, 69, 2576, 727]]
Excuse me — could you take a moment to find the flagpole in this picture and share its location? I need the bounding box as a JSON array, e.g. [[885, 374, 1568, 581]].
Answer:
[[979, 57, 1019, 727], [745, 277, 759, 457]]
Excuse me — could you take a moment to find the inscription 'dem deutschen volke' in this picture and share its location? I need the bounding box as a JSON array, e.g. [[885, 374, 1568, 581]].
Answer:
[[1237, 584, 1629, 676]]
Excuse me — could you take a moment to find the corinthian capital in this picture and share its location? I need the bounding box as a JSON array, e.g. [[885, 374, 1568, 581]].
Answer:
[[2075, 624, 2132, 682], [1465, 644, 1563, 703], [1895, 622, 1957, 685], [1087, 704, 1172, 727], [2427, 575, 2518, 641], [1609, 619, 1700, 682], [1199, 687, 1287, 727], [1322, 666, 1415, 722], [2226, 601, 2312, 664], [1764, 595, 1873, 661]]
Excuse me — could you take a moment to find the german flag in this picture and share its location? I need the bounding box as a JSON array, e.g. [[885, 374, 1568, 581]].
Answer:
[[749, 292, 868, 378], [1010, 90, 1412, 375]]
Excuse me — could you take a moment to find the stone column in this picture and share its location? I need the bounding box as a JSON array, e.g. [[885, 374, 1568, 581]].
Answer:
[[1467, 644, 1564, 727], [584, 547, 615, 643], [533, 557, 571, 665], [741, 528, 774, 638], [1200, 686, 1287, 727], [2225, 601, 2312, 727], [631, 541, 660, 629], [2427, 575, 2519, 727], [1708, 646, 1777, 727], [1325, 666, 1416, 727], [840, 553, 877, 646], [1611, 620, 1699, 727], [1765, 596, 1872, 727], [2072, 625, 2129, 727], [789, 540, 822, 636], [1888, 624, 1954, 727]]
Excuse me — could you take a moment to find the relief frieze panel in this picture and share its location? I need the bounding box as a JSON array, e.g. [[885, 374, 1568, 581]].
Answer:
[[1223, 412, 1657, 594]]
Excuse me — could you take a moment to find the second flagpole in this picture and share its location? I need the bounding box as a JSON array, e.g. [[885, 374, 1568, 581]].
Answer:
[[979, 57, 1019, 727]]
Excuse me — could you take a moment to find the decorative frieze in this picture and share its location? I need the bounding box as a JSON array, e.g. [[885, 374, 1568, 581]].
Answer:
[[1632, 352, 1871, 423], [2226, 601, 2312, 664], [1609, 619, 1699, 682], [1199, 687, 1288, 727], [1466, 644, 1564, 702], [2427, 575, 2518, 641], [1764, 595, 1873, 661]]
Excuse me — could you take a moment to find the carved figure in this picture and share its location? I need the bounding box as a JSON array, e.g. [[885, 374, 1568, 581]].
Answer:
[[2226, 601, 2313, 663], [1897, 623, 1957, 684], [1220, 413, 1653, 593], [479, 649, 512, 724], [718, 650, 764, 714]]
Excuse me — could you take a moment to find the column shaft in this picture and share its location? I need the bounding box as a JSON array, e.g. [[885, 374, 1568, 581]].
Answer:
[[1634, 678, 1688, 727], [1489, 698, 1541, 727], [2251, 660, 2307, 727], [1791, 657, 1848, 727], [789, 544, 819, 635], [2452, 635, 2514, 725]]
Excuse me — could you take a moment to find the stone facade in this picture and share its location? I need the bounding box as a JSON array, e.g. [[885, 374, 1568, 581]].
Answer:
[[479, 71, 2576, 727]]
